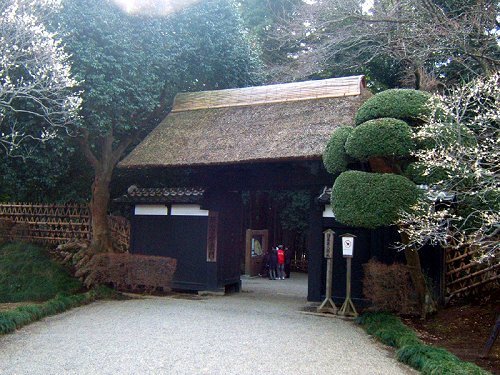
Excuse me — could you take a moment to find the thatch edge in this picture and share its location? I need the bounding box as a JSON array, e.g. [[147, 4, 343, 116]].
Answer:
[[119, 154, 322, 170]]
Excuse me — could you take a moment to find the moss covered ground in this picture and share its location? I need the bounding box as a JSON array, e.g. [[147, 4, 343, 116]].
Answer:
[[0, 242, 117, 335]]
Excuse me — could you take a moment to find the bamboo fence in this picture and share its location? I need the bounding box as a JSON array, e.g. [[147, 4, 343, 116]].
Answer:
[[445, 243, 499, 298], [0, 203, 129, 252]]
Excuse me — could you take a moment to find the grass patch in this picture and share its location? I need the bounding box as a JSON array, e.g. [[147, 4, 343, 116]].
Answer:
[[0, 242, 123, 335], [0, 286, 115, 335], [357, 312, 491, 374], [0, 242, 83, 302]]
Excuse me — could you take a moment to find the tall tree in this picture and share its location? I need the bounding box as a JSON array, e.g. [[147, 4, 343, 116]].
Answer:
[[267, 0, 500, 86], [0, 0, 80, 157], [56, 0, 261, 252], [237, 0, 301, 82], [0, 136, 91, 202]]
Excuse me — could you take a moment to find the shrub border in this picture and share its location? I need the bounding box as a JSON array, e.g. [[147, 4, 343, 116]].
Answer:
[[0, 287, 116, 335], [357, 312, 491, 375]]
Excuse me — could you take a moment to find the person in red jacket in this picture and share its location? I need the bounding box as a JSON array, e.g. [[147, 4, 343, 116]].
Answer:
[[277, 245, 285, 280]]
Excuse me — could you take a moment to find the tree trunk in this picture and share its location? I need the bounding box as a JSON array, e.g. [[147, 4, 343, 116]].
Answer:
[[80, 129, 135, 254], [402, 234, 438, 319], [369, 156, 437, 318], [368, 156, 404, 174], [368, 156, 397, 173], [89, 168, 113, 253]]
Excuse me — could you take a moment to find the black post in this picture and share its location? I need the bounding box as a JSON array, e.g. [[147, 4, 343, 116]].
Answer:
[[481, 315, 500, 358], [307, 191, 324, 302]]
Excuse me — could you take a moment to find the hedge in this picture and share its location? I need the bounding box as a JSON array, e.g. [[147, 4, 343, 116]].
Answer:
[[355, 89, 431, 125], [345, 118, 414, 160], [322, 126, 354, 174], [331, 171, 419, 228], [0, 287, 116, 335], [357, 312, 491, 375]]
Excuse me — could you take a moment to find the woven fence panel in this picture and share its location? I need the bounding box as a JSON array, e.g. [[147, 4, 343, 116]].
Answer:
[[445, 245, 500, 298], [0, 203, 129, 251], [108, 215, 130, 252]]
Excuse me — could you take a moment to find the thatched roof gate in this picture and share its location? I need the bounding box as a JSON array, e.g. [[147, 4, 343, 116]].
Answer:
[[119, 75, 369, 170], [117, 76, 373, 300]]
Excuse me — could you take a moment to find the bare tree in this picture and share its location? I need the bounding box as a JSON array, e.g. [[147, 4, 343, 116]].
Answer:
[[269, 0, 500, 85], [0, 0, 81, 157]]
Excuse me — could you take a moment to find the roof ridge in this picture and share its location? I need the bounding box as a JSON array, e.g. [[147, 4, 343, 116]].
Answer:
[[172, 75, 365, 112]]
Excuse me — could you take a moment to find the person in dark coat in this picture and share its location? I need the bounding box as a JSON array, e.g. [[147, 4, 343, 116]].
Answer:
[[260, 250, 270, 277], [284, 247, 292, 278], [268, 247, 278, 280]]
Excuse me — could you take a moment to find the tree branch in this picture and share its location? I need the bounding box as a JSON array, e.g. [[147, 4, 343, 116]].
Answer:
[[111, 132, 137, 167], [78, 128, 99, 169]]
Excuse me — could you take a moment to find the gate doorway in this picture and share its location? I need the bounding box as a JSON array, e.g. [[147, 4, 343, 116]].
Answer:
[[244, 229, 268, 276]]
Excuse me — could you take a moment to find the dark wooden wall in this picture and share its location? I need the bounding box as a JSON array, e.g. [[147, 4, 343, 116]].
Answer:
[[130, 215, 209, 291], [129, 191, 244, 292], [213, 191, 243, 290]]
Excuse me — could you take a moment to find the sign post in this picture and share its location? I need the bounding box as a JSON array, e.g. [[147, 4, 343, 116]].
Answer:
[[317, 229, 338, 314], [339, 233, 358, 317]]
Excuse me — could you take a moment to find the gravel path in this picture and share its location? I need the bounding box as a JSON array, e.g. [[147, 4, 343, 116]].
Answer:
[[0, 273, 415, 375]]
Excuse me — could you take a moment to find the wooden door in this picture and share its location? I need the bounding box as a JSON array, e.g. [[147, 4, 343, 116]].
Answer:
[[245, 229, 268, 276]]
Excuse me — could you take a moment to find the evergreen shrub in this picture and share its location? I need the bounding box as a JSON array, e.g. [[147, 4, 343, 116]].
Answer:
[[331, 171, 419, 228], [345, 118, 414, 160], [403, 162, 450, 185], [322, 126, 354, 174], [355, 89, 431, 125]]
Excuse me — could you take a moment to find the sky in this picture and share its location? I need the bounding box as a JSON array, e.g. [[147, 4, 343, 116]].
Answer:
[[115, 0, 375, 15], [112, 0, 200, 15], [362, 0, 374, 14]]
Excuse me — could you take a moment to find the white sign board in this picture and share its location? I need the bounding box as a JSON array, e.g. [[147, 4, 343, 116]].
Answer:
[[342, 236, 354, 257]]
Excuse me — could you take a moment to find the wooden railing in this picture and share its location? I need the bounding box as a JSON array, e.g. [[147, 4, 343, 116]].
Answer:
[[0, 203, 130, 252]]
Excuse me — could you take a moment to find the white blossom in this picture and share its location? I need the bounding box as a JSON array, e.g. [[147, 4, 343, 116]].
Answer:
[[0, 0, 81, 156], [398, 73, 500, 262]]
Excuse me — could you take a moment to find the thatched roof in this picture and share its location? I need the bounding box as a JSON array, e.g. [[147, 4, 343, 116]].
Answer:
[[119, 75, 369, 169]]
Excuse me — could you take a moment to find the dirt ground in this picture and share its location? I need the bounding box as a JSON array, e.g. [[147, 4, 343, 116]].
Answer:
[[402, 294, 500, 374]]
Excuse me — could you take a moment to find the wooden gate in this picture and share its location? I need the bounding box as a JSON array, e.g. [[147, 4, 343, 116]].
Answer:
[[244, 229, 268, 276]]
